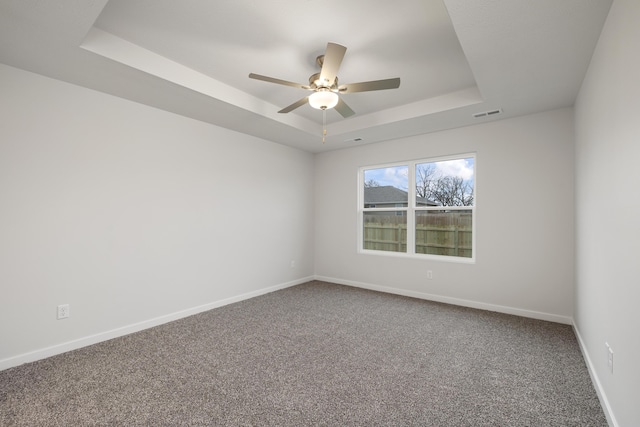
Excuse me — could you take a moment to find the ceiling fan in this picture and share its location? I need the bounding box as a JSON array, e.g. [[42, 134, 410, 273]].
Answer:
[[249, 42, 401, 119]]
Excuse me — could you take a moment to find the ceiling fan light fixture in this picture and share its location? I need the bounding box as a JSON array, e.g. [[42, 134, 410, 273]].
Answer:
[[309, 90, 339, 110]]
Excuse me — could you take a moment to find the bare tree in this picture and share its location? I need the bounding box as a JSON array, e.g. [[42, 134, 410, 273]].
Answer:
[[416, 164, 437, 199], [431, 176, 474, 206], [415, 165, 474, 206], [364, 179, 380, 188]]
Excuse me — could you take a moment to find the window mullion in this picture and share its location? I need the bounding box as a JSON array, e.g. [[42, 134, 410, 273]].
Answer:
[[407, 161, 416, 255]]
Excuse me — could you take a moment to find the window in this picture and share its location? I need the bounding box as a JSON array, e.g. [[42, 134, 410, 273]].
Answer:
[[359, 154, 475, 261]]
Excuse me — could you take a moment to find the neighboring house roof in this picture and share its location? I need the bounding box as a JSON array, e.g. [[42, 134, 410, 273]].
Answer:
[[364, 186, 437, 206]]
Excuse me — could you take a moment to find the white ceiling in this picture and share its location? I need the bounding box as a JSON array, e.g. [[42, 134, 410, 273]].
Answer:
[[0, 0, 612, 153]]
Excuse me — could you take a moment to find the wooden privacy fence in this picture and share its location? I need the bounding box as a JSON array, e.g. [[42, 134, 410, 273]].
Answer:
[[364, 212, 472, 257]]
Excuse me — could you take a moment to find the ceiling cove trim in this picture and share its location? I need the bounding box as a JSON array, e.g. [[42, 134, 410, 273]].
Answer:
[[80, 27, 319, 134], [79, 27, 483, 141]]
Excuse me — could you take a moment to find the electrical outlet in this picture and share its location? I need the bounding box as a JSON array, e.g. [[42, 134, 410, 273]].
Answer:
[[290, 260, 296, 269], [605, 342, 614, 374], [427, 270, 433, 280], [57, 304, 70, 320]]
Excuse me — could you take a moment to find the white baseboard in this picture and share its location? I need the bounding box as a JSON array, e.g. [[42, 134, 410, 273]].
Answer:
[[314, 275, 573, 325], [573, 323, 618, 427], [0, 276, 313, 372]]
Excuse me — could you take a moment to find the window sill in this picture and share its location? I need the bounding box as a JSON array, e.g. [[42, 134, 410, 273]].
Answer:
[[358, 248, 476, 264]]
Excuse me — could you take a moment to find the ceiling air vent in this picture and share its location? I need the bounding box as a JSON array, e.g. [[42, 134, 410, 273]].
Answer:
[[344, 137, 363, 143], [473, 108, 503, 118]]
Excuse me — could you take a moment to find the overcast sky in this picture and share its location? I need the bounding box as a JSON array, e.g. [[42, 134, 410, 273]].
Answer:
[[364, 157, 475, 189]]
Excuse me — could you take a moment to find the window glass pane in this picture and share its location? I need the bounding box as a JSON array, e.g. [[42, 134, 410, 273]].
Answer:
[[363, 211, 407, 253], [415, 210, 472, 258], [415, 158, 474, 207], [363, 165, 408, 208]]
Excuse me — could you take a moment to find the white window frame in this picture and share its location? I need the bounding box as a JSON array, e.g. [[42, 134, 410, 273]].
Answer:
[[357, 153, 476, 263]]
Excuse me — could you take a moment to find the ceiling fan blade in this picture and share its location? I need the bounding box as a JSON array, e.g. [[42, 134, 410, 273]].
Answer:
[[319, 42, 346, 87], [278, 96, 310, 113], [334, 97, 355, 118], [338, 77, 401, 93], [249, 73, 311, 90]]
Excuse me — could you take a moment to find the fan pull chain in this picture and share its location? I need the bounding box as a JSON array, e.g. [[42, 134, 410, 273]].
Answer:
[[322, 108, 327, 144]]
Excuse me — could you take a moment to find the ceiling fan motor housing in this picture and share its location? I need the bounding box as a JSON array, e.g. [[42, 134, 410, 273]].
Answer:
[[309, 72, 338, 91]]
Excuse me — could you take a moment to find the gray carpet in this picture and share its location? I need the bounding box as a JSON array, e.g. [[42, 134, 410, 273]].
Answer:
[[1, 281, 607, 426]]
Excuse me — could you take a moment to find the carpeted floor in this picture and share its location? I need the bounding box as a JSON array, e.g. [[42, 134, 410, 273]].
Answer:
[[1, 281, 607, 426]]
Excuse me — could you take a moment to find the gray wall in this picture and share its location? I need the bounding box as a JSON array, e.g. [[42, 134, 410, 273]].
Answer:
[[0, 63, 315, 368], [314, 108, 575, 323], [574, 0, 640, 425]]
